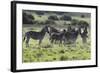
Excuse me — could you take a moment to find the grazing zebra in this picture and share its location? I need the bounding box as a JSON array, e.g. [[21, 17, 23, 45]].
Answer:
[[47, 25, 60, 36], [49, 29, 66, 45]]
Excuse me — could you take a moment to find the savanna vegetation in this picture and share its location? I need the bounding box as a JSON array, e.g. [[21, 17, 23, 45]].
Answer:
[[22, 10, 91, 63]]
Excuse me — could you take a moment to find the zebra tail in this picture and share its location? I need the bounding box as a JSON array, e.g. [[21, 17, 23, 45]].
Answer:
[[23, 34, 26, 42]]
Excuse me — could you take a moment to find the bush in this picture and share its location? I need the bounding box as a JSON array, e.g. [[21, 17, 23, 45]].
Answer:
[[60, 56, 68, 61], [44, 20, 55, 25], [71, 19, 79, 26], [56, 12, 65, 15], [48, 15, 59, 20], [81, 15, 85, 18], [60, 15, 72, 21], [23, 12, 34, 24], [35, 11, 44, 15], [32, 20, 38, 24]]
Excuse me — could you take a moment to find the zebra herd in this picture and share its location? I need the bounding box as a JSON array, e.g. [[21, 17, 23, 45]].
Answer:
[[23, 25, 88, 47]]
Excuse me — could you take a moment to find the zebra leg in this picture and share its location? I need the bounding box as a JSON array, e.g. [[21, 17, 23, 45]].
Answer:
[[51, 39, 54, 44], [59, 40, 62, 46], [83, 38, 87, 43], [26, 37, 30, 47], [39, 39, 42, 45], [54, 39, 57, 44], [50, 39, 54, 47], [63, 39, 66, 46]]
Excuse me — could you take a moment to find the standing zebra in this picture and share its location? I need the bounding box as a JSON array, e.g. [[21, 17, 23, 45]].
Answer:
[[23, 26, 50, 47]]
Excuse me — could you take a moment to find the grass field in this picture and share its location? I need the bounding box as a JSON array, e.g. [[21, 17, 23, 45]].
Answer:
[[22, 26, 91, 63]]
